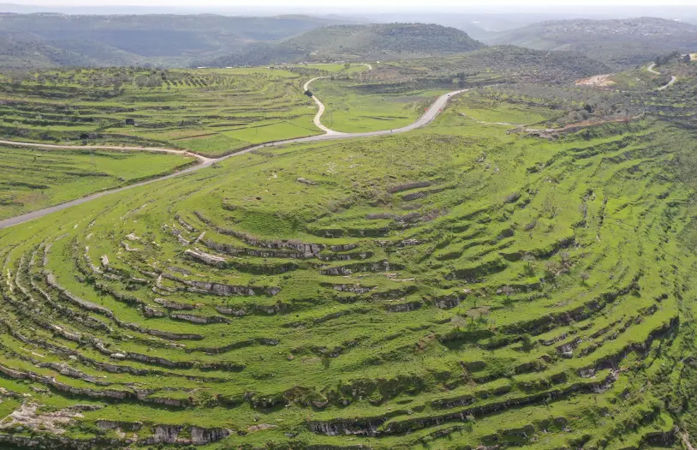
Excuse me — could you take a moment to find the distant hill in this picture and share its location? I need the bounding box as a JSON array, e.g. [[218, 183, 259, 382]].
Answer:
[[371, 45, 613, 87], [206, 23, 484, 67], [484, 17, 697, 68], [445, 45, 612, 82], [284, 23, 484, 59], [0, 35, 95, 69], [0, 13, 348, 68]]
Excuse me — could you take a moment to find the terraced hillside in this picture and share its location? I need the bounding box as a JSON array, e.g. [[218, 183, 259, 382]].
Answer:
[[309, 78, 445, 133], [0, 145, 195, 219], [0, 66, 326, 156], [0, 58, 695, 448]]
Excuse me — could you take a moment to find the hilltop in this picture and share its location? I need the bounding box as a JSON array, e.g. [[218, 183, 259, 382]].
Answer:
[[284, 23, 483, 59], [206, 23, 484, 66], [0, 58, 695, 446], [485, 17, 697, 68]]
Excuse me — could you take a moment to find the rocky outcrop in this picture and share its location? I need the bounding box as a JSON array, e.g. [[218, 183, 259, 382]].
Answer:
[[194, 211, 324, 258], [149, 424, 182, 444], [319, 250, 373, 262], [215, 305, 247, 316], [387, 181, 431, 193], [170, 312, 230, 324], [175, 215, 197, 232], [161, 273, 281, 297], [96, 420, 143, 431], [203, 238, 308, 259], [320, 260, 401, 276], [184, 248, 227, 267], [324, 283, 374, 294], [154, 297, 196, 310], [432, 292, 466, 310], [190, 426, 231, 445], [44, 270, 114, 317], [190, 337, 278, 354], [183, 279, 281, 297], [297, 177, 317, 185], [0, 433, 126, 450], [385, 301, 422, 313]]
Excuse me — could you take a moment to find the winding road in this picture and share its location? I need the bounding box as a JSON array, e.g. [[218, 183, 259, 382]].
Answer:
[[647, 62, 677, 90], [0, 73, 466, 230]]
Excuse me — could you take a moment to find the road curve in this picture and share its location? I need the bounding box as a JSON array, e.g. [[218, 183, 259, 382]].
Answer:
[[657, 75, 677, 91], [303, 76, 341, 135], [303, 76, 467, 137], [0, 78, 466, 230], [646, 62, 676, 90]]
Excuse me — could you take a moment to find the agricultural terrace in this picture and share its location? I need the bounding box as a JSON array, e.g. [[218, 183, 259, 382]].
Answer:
[[0, 66, 339, 157], [0, 59, 695, 447], [0, 145, 195, 219]]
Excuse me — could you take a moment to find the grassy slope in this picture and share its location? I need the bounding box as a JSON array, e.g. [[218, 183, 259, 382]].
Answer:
[[0, 71, 694, 448], [0, 67, 323, 157], [311, 78, 443, 132], [0, 146, 195, 219], [0, 64, 395, 157]]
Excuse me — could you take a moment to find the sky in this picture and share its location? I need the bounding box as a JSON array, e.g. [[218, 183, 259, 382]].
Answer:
[[9, 0, 698, 9], [4, 0, 697, 21]]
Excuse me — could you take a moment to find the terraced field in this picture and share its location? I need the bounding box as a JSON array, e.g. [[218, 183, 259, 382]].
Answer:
[[0, 145, 195, 219], [0, 66, 328, 157], [0, 56, 695, 448], [310, 78, 445, 132]]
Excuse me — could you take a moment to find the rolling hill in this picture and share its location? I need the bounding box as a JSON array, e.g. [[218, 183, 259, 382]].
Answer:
[[206, 23, 484, 66], [0, 13, 348, 68], [0, 58, 695, 447], [484, 17, 697, 69]]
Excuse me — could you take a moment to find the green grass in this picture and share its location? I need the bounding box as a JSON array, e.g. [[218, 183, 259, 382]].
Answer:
[[0, 66, 324, 157], [0, 145, 195, 219], [452, 89, 558, 125], [0, 59, 694, 448], [311, 78, 444, 132]]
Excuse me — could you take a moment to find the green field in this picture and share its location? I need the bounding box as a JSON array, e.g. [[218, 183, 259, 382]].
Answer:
[[312, 78, 444, 132], [0, 64, 398, 156], [0, 67, 324, 157], [0, 146, 195, 219], [0, 54, 695, 448]]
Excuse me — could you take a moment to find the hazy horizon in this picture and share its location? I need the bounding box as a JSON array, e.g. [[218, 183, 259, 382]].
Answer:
[[1, 0, 696, 20]]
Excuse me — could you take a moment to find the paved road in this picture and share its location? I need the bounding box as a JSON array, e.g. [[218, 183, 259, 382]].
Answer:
[[646, 62, 676, 90], [0, 75, 467, 230], [657, 75, 677, 90], [647, 62, 660, 75], [303, 76, 340, 135]]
